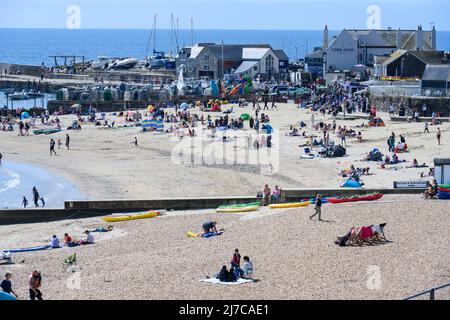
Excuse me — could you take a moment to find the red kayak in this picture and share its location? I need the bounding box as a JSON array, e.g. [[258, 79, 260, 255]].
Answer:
[[328, 193, 383, 204], [437, 186, 450, 192]]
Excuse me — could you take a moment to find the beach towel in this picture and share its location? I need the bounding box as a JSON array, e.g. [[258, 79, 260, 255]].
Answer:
[[200, 278, 255, 285]]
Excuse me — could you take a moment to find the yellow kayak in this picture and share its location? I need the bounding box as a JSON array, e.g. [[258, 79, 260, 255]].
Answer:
[[102, 211, 160, 222], [216, 205, 259, 213], [268, 202, 310, 209]]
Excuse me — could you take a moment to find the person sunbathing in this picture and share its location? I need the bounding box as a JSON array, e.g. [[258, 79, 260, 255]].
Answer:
[[217, 266, 231, 282]]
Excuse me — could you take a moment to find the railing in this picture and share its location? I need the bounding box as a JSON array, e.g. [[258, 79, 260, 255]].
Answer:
[[403, 282, 450, 300]]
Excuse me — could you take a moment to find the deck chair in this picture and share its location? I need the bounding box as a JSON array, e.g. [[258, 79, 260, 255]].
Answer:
[[346, 227, 364, 246], [0, 252, 12, 264]]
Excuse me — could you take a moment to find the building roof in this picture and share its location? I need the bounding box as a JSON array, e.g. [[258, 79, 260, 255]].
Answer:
[[382, 50, 447, 67], [305, 49, 324, 59], [234, 61, 258, 74], [242, 48, 270, 60], [422, 65, 450, 81], [273, 49, 289, 60], [342, 29, 433, 50]]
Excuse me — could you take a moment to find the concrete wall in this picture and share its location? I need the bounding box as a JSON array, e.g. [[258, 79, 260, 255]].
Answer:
[[0, 189, 426, 225], [369, 95, 450, 116]]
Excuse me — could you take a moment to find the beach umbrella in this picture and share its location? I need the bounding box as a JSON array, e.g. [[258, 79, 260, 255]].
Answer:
[[70, 103, 81, 109], [240, 113, 251, 121], [180, 102, 189, 110], [21, 111, 29, 120], [147, 105, 154, 112]]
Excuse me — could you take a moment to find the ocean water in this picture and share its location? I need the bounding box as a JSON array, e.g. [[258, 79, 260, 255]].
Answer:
[[1, 29, 449, 66], [0, 92, 56, 110], [0, 160, 86, 208]]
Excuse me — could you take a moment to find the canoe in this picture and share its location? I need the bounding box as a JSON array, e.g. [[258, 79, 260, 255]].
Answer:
[[33, 129, 62, 135], [102, 211, 160, 222], [3, 245, 51, 253], [438, 192, 450, 199], [217, 202, 260, 209], [438, 184, 450, 189], [328, 193, 383, 204], [269, 202, 310, 209], [216, 205, 258, 213], [437, 186, 450, 192]]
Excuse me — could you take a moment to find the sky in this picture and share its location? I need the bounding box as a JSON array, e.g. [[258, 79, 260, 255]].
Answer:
[[1, 0, 449, 30]]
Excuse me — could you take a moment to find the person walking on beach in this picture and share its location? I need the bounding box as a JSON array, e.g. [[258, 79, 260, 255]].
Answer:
[[40, 197, 45, 207], [134, 137, 138, 147], [65, 134, 70, 150], [309, 194, 323, 221], [0, 152, 2, 167], [22, 196, 29, 208], [32, 187, 40, 207], [49, 139, 56, 155], [424, 122, 429, 133], [29, 270, 43, 300], [1, 272, 19, 299], [437, 127, 441, 145]]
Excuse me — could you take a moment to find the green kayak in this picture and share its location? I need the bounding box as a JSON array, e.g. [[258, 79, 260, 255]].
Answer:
[[438, 184, 450, 189], [217, 202, 260, 209]]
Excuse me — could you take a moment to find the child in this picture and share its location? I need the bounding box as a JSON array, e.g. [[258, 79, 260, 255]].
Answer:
[[22, 196, 28, 208], [57, 139, 62, 149], [1, 272, 19, 298], [40, 197, 45, 207], [243, 256, 253, 278]]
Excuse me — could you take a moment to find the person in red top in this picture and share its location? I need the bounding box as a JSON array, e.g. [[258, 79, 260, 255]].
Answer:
[[231, 249, 244, 278]]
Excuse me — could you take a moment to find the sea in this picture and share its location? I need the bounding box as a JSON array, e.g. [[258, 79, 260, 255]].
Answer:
[[0, 160, 85, 209], [1, 28, 449, 66]]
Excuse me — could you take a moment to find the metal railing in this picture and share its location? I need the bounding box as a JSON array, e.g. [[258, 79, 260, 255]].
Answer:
[[403, 282, 450, 300]]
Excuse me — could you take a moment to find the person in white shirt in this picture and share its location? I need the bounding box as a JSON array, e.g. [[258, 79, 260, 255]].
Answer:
[[242, 256, 253, 278], [50, 235, 60, 248], [78, 230, 94, 245]]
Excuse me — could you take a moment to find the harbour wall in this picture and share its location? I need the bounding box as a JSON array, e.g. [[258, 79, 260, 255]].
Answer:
[[0, 188, 425, 225]]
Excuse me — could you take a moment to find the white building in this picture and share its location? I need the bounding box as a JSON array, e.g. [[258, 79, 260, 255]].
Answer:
[[317, 25, 437, 73]]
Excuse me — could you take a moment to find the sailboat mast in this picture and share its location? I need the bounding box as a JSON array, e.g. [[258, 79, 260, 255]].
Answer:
[[170, 13, 174, 56], [191, 18, 194, 46], [153, 14, 157, 54], [176, 17, 180, 53]]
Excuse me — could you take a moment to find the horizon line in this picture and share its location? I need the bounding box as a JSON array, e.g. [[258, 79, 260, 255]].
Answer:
[[1, 27, 449, 32]]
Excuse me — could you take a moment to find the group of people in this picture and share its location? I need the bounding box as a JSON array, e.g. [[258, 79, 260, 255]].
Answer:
[[1, 270, 43, 300], [55, 231, 95, 248], [260, 184, 282, 205], [216, 249, 253, 282], [22, 186, 45, 208]]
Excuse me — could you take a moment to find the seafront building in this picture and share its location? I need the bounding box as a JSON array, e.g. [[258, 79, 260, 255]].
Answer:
[[176, 43, 289, 80], [306, 25, 437, 76]]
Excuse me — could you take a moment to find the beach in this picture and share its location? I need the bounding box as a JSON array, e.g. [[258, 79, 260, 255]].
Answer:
[[0, 103, 448, 204], [0, 194, 448, 300], [1, 102, 449, 300]]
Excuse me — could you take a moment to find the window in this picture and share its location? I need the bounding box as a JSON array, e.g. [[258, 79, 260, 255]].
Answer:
[[254, 66, 258, 71], [204, 65, 209, 71], [265, 54, 274, 75], [204, 54, 209, 61]]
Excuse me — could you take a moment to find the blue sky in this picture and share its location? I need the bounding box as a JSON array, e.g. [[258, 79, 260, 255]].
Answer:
[[1, 0, 449, 30]]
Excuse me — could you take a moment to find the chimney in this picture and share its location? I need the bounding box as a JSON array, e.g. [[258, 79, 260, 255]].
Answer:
[[396, 28, 402, 49], [323, 25, 329, 49], [431, 24, 436, 51], [416, 25, 424, 51]]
